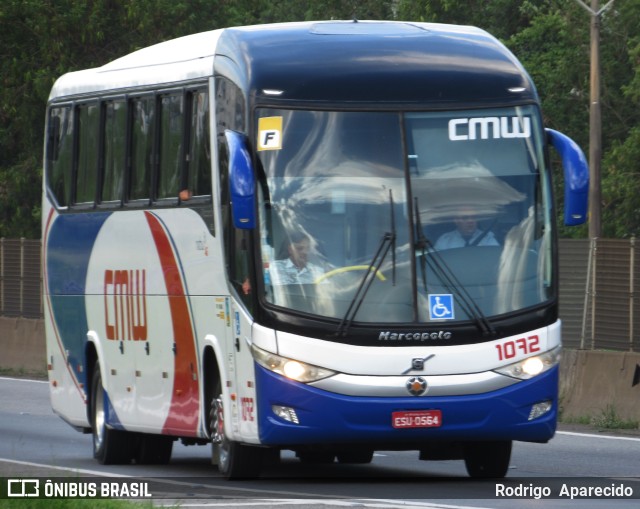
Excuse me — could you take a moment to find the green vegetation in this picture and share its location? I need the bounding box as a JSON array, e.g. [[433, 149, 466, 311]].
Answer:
[[2, 0, 640, 239], [0, 366, 48, 379], [561, 404, 640, 430], [589, 404, 640, 430]]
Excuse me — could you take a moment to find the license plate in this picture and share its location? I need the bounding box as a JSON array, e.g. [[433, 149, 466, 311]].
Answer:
[[392, 410, 442, 429]]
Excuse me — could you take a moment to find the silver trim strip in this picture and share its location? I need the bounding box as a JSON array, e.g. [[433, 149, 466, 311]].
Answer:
[[309, 371, 518, 397]]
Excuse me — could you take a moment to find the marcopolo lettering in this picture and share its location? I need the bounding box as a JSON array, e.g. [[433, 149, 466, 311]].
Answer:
[[448, 116, 531, 141], [379, 331, 452, 341]]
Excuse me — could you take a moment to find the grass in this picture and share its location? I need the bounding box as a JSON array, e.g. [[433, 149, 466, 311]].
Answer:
[[561, 404, 639, 430], [0, 366, 48, 380], [589, 404, 639, 430]]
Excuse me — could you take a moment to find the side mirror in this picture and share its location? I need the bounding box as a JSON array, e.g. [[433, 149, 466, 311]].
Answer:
[[546, 128, 589, 226], [225, 130, 256, 229]]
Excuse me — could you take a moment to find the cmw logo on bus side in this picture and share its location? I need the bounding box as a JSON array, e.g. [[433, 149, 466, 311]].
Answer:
[[448, 116, 531, 141], [429, 294, 454, 320]]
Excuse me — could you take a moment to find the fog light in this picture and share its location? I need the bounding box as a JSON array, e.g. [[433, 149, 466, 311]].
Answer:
[[272, 405, 300, 424], [528, 400, 553, 420]]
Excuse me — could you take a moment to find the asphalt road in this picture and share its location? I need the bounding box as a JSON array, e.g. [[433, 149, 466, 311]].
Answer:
[[1, 376, 639, 508]]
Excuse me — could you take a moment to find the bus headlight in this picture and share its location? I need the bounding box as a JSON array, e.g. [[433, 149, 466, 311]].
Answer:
[[250, 345, 336, 383], [494, 346, 561, 380]]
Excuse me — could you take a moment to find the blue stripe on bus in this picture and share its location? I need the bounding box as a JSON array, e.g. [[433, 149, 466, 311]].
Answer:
[[255, 364, 558, 446], [45, 213, 111, 389], [46, 213, 111, 295]]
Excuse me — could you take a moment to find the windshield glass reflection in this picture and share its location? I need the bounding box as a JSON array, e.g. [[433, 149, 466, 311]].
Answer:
[[255, 106, 554, 325]]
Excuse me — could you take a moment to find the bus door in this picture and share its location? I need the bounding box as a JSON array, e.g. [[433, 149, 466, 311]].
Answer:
[[227, 298, 259, 440], [222, 130, 260, 441]]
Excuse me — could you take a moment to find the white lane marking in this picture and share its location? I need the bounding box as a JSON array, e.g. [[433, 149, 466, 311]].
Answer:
[[154, 501, 493, 509], [0, 458, 326, 499], [0, 458, 492, 509], [557, 431, 640, 442], [0, 458, 130, 478], [0, 377, 48, 384]]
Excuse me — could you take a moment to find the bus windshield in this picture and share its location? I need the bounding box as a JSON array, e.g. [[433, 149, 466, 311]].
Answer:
[[255, 106, 553, 325]]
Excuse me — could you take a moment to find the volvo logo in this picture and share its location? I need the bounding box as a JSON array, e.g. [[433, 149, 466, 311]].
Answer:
[[406, 377, 428, 396], [402, 354, 435, 375]]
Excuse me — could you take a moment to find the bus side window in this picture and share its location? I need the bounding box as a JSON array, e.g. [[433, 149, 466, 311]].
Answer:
[[186, 89, 211, 198], [47, 106, 74, 207], [215, 77, 254, 310], [157, 93, 184, 201], [101, 100, 126, 204], [129, 96, 155, 202], [218, 139, 254, 312], [75, 102, 100, 205]]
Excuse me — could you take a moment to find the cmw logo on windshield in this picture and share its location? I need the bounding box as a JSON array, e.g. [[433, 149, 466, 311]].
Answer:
[[448, 116, 531, 141]]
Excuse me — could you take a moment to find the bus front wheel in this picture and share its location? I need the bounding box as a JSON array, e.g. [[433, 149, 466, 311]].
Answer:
[[464, 440, 512, 478], [90, 364, 134, 464], [209, 380, 262, 479]]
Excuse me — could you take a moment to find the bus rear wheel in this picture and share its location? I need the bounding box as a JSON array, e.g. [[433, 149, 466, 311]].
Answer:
[[91, 364, 134, 464], [135, 433, 173, 464], [209, 380, 262, 479], [464, 440, 512, 478]]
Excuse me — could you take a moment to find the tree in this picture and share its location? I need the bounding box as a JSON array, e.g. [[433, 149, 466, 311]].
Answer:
[[1, 0, 639, 238], [0, 0, 227, 238], [600, 25, 640, 238]]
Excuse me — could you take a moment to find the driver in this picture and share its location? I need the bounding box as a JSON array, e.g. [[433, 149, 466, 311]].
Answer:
[[270, 232, 325, 285], [434, 207, 499, 250]]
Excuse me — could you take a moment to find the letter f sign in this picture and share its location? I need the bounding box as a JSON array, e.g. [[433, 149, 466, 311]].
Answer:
[[258, 116, 282, 151]]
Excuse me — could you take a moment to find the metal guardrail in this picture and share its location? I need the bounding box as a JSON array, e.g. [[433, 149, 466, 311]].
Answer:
[[1, 237, 637, 351]]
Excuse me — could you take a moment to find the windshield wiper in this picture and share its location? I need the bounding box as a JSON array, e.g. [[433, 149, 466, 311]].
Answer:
[[413, 198, 429, 293], [337, 190, 396, 337], [412, 198, 496, 337]]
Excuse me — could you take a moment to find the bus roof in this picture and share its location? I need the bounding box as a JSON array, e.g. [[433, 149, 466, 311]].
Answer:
[[49, 20, 537, 108], [48, 29, 223, 100]]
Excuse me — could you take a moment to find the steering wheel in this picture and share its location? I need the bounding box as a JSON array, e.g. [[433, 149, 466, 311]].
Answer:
[[314, 265, 387, 284]]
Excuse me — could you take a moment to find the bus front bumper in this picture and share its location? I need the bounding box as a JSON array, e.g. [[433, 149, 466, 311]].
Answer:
[[255, 363, 558, 447]]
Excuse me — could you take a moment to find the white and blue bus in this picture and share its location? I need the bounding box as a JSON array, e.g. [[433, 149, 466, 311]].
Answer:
[[43, 20, 588, 479]]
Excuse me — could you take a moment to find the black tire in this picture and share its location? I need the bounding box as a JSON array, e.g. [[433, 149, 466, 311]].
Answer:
[[464, 440, 512, 478], [136, 433, 174, 465], [209, 377, 262, 479], [336, 449, 374, 464], [91, 364, 134, 464]]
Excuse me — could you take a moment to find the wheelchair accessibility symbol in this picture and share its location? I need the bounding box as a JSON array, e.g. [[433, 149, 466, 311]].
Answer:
[[428, 294, 454, 320]]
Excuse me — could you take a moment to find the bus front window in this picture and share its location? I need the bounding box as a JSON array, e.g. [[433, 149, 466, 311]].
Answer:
[[406, 106, 554, 322], [255, 106, 554, 325], [256, 110, 413, 322]]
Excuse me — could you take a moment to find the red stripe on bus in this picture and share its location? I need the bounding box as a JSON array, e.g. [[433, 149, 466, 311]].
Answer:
[[145, 211, 200, 436]]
